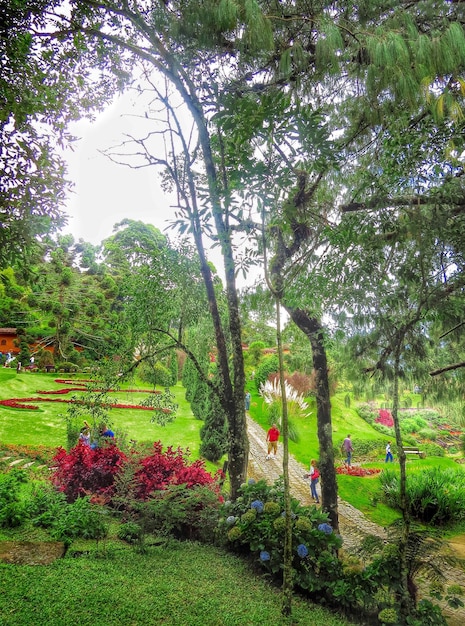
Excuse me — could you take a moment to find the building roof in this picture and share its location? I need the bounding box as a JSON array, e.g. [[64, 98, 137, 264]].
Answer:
[[0, 328, 17, 334]]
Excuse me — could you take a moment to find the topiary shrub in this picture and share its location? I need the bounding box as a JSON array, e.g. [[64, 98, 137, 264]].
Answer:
[[57, 361, 79, 373]]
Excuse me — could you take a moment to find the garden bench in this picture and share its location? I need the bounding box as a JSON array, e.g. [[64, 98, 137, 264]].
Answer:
[[402, 446, 426, 459]]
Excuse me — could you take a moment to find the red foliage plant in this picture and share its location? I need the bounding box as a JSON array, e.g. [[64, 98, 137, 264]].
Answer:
[[50, 440, 222, 504], [134, 441, 221, 500], [51, 443, 128, 502], [376, 409, 394, 428], [336, 465, 381, 477]]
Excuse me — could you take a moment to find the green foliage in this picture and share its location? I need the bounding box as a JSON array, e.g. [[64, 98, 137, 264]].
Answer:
[[117, 521, 143, 544], [199, 386, 228, 462], [139, 361, 173, 387], [140, 484, 222, 542], [380, 467, 465, 525], [247, 341, 266, 366], [218, 478, 342, 592], [0, 470, 27, 528], [254, 355, 279, 392], [26, 483, 108, 545], [56, 361, 79, 373]]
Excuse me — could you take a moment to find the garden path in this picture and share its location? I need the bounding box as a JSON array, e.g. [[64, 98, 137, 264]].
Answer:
[[245, 416, 465, 626]]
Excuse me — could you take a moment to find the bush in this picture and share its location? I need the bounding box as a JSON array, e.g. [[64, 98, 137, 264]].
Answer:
[[117, 521, 143, 544], [57, 361, 79, 373], [254, 355, 279, 393], [379, 467, 465, 525], [417, 428, 437, 441], [51, 443, 128, 502], [356, 403, 377, 424], [139, 361, 174, 387], [134, 441, 221, 500], [27, 484, 108, 544], [141, 484, 222, 542], [0, 470, 28, 528], [218, 478, 342, 593]]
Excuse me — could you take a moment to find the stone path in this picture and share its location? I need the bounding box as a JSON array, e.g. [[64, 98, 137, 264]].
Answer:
[[246, 416, 465, 626], [246, 416, 387, 551]]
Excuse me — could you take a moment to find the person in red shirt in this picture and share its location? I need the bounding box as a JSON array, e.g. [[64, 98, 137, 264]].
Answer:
[[266, 423, 280, 459]]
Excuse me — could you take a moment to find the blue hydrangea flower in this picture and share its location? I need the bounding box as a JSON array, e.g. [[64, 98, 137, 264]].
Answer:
[[318, 523, 333, 535], [226, 516, 237, 524], [297, 544, 309, 558], [251, 500, 264, 513], [260, 550, 270, 562], [248, 478, 256, 485]]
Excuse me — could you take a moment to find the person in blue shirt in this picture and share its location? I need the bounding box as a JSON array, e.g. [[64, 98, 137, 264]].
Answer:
[[101, 424, 115, 438]]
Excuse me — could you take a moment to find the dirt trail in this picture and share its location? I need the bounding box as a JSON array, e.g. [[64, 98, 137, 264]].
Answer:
[[246, 416, 465, 626]]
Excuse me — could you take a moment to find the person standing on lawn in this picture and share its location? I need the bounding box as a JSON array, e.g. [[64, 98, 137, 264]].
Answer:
[[342, 434, 353, 467], [385, 441, 393, 462], [266, 423, 280, 459]]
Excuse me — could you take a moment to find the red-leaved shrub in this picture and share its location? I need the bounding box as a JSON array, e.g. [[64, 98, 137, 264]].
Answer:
[[51, 442, 127, 502], [134, 441, 218, 500]]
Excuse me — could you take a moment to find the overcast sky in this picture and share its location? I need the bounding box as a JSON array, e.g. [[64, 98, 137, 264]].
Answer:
[[63, 95, 173, 247]]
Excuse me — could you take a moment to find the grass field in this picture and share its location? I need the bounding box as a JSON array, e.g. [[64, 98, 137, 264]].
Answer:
[[0, 539, 357, 626], [0, 370, 224, 475]]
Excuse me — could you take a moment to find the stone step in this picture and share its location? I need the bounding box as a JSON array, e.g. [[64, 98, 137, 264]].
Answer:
[[9, 458, 27, 467]]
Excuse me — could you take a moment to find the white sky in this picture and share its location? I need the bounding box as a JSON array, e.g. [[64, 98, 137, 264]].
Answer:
[[63, 96, 173, 247]]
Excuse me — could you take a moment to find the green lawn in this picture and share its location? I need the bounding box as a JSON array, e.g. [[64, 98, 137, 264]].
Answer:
[[0, 370, 224, 474], [0, 539, 356, 626]]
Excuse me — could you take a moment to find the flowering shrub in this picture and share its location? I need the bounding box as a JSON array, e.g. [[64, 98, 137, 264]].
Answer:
[[134, 441, 221, 499], [218, 477, 342, 593], [376, 409, 394, 428]]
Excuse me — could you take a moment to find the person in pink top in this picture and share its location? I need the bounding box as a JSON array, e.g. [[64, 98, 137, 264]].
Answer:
[[266, 423, 280, 459]]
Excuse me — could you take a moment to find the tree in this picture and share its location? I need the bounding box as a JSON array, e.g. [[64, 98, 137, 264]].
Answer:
[[0, 0, 125, 271]]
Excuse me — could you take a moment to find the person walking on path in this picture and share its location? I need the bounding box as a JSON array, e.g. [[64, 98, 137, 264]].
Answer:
[[307, 459, 320, 504], [245, 391, 251, 411], [342, 434, 353, 467], [385, 441, 393, 463], [266, 423, 280, 459]]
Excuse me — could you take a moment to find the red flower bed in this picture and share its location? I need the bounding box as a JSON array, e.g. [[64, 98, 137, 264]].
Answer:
[[336, 465, 381, 477], [0, 396, 171, 412]]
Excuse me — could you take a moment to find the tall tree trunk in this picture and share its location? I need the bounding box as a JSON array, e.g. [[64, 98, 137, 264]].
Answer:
[[286, 307, 339, 531], [392, 344, 414, 622], [276, 298, 293, 617]]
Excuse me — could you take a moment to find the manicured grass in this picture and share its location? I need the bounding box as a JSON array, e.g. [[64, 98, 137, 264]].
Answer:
[[0, 539, 357, 626], [0, 372, 224, 474]]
